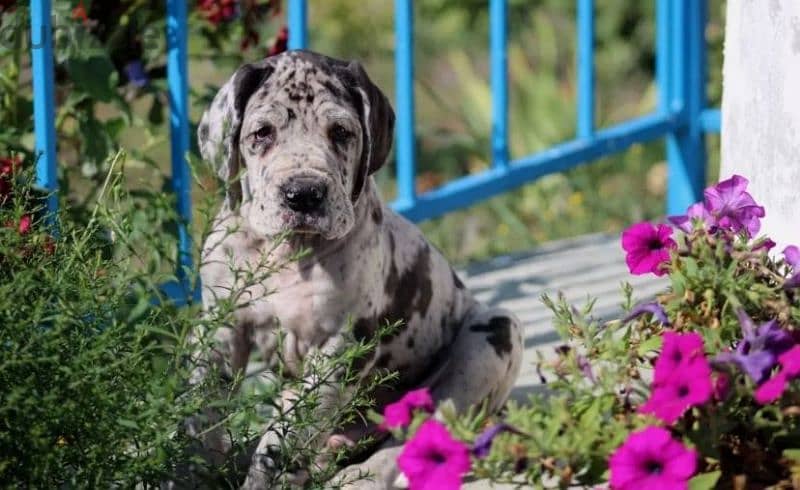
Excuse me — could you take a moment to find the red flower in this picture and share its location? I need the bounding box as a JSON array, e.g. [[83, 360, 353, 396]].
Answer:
[[268, 25, 289, 56], [72, 0, 89, 24], [17, 214, 31, 235], [0, 156, 20, 202], [197, 0, 238, 25]]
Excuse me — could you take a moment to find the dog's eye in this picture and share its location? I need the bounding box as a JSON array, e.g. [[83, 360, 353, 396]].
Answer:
[[252, 124, 276, 145], [328, 123, 353, 145]]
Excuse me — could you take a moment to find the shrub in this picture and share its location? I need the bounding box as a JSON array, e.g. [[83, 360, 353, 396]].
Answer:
[[0, 156, 388, 488], [385, 174, 800, 489]]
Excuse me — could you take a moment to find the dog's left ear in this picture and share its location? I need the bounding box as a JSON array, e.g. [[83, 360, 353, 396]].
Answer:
[[337, 61, 395, 202]]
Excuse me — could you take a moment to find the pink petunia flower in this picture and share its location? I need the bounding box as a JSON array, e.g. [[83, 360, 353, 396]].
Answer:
[[640, 333, 713, 424], [703, 174, 765, 237], [621, 222, 676, 276], [640, 362, 713, 424], [609, 426, 697, 490], [755, 345, 800, 404], [654, 332, 705, 384], [380, 388, 435, 430], [397, 419, 472, 490]]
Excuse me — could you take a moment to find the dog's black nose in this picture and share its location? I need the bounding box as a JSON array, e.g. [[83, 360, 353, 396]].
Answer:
[[281, 178, 327, 213]]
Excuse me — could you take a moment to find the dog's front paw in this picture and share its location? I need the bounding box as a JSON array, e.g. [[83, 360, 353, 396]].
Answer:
[[241, 450, 276, 489]]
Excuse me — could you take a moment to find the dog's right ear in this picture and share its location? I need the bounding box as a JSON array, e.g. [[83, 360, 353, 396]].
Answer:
[[197, 58, 275, 207]]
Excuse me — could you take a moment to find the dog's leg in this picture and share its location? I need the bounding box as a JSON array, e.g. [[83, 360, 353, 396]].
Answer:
[[242, 334, 355, 489], [173, 318, 254, 488], [334, 307, 523, 489]]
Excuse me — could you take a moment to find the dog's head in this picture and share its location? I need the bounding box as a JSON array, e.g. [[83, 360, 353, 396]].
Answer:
[[198, 50, 395, 240]]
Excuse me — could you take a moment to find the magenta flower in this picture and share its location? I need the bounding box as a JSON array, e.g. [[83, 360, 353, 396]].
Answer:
[[712, 310, 793, 384], [668, 201, 713, 234], [754, 345, 800, 404], [640, 360, 713, 424], [609, 426, 697, 490], [653, 332, 705, 384], [397, 419, 472, 490], [380, 388, 435, 430], [621, 222, 676, 276], [704, 175, 765, 237]]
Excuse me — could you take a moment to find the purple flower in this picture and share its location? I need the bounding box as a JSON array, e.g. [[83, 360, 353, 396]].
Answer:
[[783, 246, 800, 289], [380, 388, 435, 430], [124, 60, 149, 88], [785, 246, 800, 269], [704, 175, 765, 237], [621, 222, 676, 276], [669, 175, 765, 238], [755, 346, 800, 404], [713, 310, 794, 384], [654, 332, 706, 384], [472, 423, 524, 458], [668, 202, 713, 234], [623, 301, 670, 326]]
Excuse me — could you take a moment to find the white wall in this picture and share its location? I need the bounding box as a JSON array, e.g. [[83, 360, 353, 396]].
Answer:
[[721, 0, 800, 248]]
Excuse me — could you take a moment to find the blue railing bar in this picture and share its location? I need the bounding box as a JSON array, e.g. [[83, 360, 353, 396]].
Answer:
[[394, 0, 417, 207], [393, 112, 677, 223], [656, 0, 671, 114], [288, 0, 308, 50], [576, 0, 595, 140], [489, 0, 509, 170], [30, 0, 58, 216], [166, 0, 194, 298], [666, 0, 707, 215], [699, 108, 720, 133]]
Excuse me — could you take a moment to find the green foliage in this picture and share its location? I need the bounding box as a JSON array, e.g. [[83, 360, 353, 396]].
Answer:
[[0, 160, 390, 488]]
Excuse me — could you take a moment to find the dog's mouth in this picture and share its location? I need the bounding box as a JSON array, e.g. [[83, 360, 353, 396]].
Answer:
[[281, 210, 326, 234]]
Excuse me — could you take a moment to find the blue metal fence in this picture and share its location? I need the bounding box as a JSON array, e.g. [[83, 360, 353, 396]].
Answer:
[[286, 0, 720, 222], [29, 0, 720, 303]]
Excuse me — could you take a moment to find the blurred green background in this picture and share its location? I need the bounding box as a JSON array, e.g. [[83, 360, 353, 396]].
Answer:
[[193, 0, 725, 264], [1, 0, 726, 265]]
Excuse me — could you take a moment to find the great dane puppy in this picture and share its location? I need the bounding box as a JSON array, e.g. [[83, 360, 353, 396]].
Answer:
[[196, 50, 522, 489]]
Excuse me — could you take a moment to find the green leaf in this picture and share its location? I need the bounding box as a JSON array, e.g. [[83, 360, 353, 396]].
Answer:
[[65, 52, 118, 102], [783, 449, 800, 461], [688, 471, 721, 490], [117, 418, 139, 430], [637, 335, 663, 356]]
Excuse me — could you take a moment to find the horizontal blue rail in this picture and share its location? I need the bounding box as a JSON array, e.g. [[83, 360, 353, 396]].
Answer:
[[30, 0, 720, 305]]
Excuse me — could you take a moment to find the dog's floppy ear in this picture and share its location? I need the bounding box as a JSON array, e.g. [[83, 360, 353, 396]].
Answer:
[[197, 58, 276, 207], [336, 61, 395, 202]]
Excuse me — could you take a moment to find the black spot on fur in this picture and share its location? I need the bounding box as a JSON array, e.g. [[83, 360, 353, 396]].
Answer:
[[199, 122, 209, 142], [306, 93, 314, 103], [406, 337, 415, 349], [322, 80, 342, 99], [371, 205, 383, 225], [469, 316, 513, 357], [287, 108, 296, 120], [451, 269, 465, 289], [376, 352, 393, 368], [379, 244, 432, 344]]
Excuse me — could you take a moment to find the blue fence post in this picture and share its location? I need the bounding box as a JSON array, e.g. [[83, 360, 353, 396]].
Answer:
[[30, 0, 58, 216], [288, 0, 308, 50], [166, 0, 193, 300], [490, 0, 509, 170], [576, 0, 595, 140], [665, 0, 707, 215], [394, 0, 416, 208]]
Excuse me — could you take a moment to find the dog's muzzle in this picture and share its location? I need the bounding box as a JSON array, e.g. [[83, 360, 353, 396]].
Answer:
[[280, 177, 328, 214]]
